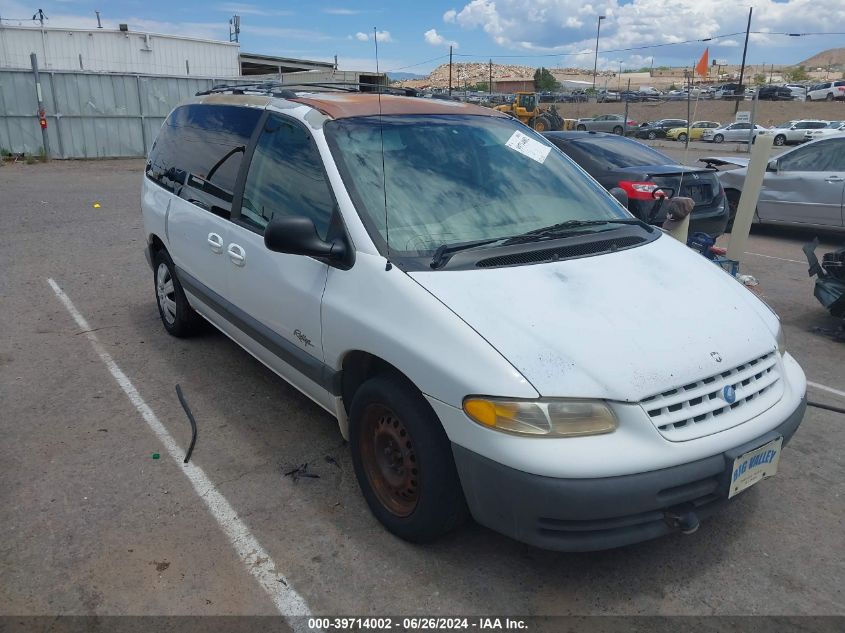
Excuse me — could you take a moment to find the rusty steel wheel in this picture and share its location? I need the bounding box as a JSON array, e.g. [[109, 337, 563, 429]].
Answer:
[[359, 404, 419, 517], [349, 374, 468, 542]]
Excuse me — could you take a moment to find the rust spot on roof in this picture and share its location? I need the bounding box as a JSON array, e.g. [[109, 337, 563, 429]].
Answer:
[[290, 93, 507, 120]]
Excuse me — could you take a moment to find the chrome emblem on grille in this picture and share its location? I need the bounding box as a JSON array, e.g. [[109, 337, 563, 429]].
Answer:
[[723, 385, 737, 404], [710, 352, 722, 363]]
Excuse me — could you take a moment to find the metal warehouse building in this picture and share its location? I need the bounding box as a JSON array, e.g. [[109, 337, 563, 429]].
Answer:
[[0, 25, 241, 76], [0, 25, 380, 158]]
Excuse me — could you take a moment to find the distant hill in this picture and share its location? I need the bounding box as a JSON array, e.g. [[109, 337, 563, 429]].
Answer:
[[798, 48, 845, 70], [387, 71, 426, 81]]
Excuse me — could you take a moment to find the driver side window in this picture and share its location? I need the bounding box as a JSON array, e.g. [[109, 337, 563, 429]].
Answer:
[[778, 142, 841, 172], [239, 114, 335, 238]]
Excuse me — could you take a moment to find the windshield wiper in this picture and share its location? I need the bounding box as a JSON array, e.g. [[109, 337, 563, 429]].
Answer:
[[502, 218, 653, 245], [429, 238, 503, 269]]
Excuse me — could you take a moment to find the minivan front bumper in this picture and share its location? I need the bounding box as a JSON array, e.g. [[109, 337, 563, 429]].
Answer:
[[451, 397, 805, 552]]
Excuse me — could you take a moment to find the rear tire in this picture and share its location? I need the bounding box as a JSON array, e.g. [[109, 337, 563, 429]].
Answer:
[[713, 134, 724, 144], [349, 374, 468, 543], [612, 126, 624, 135], [576, 124, 586, 131], [647, 131, 657, 140], [153, 250, 201, 338], [826, 93, 834, 101]]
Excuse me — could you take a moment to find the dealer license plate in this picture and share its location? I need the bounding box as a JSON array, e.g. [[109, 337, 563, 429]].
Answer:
[[728, 437, 783, 499]]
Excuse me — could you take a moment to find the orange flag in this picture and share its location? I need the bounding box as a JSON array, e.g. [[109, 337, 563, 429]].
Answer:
[[695, 48, 709, 78]]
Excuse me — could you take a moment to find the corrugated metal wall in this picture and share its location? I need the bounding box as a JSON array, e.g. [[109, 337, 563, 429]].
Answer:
[[0, 26, 241, 77], [0, 69, 220, 158]]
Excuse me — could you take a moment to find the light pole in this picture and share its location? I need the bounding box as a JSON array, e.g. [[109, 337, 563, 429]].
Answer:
[[618, 60, 623, 91], [592, 15, 606, 90]]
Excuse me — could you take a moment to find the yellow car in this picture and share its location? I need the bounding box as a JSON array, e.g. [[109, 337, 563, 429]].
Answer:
[[666, 121, 721, 142]]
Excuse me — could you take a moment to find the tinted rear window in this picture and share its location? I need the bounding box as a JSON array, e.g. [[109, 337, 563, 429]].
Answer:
[[146, 104, 261, 215], [567, 136, 673, 168]]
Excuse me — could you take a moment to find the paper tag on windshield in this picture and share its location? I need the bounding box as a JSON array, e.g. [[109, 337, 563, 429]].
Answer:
[[505, 130, 551, 164]]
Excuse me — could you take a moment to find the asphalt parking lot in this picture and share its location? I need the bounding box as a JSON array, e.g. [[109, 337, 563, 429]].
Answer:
[[1, 157, 843, 621]]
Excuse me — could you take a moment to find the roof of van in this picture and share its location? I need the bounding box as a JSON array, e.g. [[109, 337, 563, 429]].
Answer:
[[289, 92, 508, 120]]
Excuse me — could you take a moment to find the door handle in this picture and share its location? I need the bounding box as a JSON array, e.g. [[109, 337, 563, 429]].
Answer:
[[207, 232, 223, 253], [825, 176, 844, 183], [227, 243, 246, 266]]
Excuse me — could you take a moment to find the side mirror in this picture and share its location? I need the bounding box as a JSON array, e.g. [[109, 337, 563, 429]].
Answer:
[[264, 215, 346, 261], [609, 187, 629, 208], [766, 160, 778, 173]]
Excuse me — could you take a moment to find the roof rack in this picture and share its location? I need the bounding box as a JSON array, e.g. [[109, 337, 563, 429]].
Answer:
[[195, 81, 418, 98]]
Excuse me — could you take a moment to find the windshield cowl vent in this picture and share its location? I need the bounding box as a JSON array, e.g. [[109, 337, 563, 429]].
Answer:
[[475, 235, 646, 268]]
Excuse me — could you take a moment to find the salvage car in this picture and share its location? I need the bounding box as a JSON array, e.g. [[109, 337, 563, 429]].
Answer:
[[806, 80, 845, 101], [665, 121, 720, 142], [803, 121, 845, 142], [701, 122, 767, 143], [575, 114, 637, 134], [634, 119, 688, 139], [544, 131, 729, 236], [142, 87, 806, 552], [705, 136, 845, 231], [769, 120, 830, 146]]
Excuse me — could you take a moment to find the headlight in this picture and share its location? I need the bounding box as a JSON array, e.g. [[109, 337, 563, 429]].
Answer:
[[462, 397, 617, 437], [776, 322, 786, 355]]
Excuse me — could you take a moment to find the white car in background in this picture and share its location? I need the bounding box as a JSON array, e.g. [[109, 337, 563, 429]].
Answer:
[[783, 84, 808, 100], [806, 80, 845, 101], [701, 122, 767, 143], [769, 120, 830, 146], [803, 121, 845, 142]]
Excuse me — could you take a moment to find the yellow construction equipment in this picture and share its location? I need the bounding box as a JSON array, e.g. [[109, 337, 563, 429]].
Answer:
[[495, 92, 566, 132]]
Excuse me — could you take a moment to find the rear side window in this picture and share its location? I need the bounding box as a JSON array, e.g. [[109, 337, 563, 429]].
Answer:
[[146, 104, 261, 216], [239, 114, 335, 238], [568, 136, 672, 169]]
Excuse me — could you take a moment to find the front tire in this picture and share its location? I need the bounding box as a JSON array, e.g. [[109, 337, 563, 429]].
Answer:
[[678, 133, 688, 142], [153, 250, 200, 337], [349, 374, 468, 543], [576, 124, 586, 131], [773, 134, 786, 146], [713, 134, 724, 144]]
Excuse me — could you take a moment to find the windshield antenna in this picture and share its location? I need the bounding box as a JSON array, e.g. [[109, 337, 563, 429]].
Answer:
[[374, 26, 392, 271]]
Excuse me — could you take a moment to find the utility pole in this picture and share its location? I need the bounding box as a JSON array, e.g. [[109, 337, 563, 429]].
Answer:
[[95, 10, 102, 28], [489, 59, 492, 98], [685, 68, 691, 150], [735, 6, 752, 114], [592, 15, 606, 90], [30, 53, 50, 159], [448, 45, 453, 96]]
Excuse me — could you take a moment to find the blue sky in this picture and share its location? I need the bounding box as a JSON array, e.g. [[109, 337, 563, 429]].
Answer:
[[1, 0, 843, 74]]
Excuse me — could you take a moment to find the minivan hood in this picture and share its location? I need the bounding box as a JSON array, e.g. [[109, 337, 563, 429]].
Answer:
[[409, 234, 778, 402]]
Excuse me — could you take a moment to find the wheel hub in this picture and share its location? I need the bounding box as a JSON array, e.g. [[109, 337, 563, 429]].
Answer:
[[360, 405, 419, 517]]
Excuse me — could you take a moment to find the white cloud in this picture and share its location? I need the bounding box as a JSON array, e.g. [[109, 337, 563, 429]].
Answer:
[[323, 8, 362, 15], [353, 30, 393, 43], [444, 0, 845, 65], [424, 28, 458, 48], [215, 3, 294, 16]]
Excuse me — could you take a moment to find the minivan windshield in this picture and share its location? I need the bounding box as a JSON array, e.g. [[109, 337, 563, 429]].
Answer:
[[325, 114, 627, 256]]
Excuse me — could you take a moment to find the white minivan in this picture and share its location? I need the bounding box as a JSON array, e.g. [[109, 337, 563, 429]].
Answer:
[[142, 86, 806, 551]]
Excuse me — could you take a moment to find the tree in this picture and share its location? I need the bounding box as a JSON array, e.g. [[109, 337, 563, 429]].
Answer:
[[533, 67, 558, 91], [784, 65, 809, 82], [753, 73, 767, 86]]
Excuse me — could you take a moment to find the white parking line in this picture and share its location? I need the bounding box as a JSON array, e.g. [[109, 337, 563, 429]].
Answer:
[[807, 381, 845, 400], [745, 252, 805, 265], [47, 278, 312, 628]]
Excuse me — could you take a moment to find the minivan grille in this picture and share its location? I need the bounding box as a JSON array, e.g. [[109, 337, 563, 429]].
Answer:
[[640, 351, 782, 442], [476, 235, 644, 268]]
